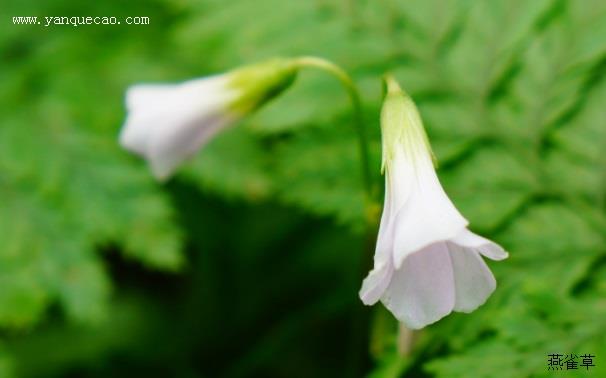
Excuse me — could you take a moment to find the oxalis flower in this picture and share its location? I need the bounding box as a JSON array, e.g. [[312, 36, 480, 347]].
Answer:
[[119, 58, 298, 180], [359, 76, 508, 329]]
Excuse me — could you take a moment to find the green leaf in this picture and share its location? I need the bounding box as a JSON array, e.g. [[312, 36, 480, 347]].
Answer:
[[183, 128, 275, 201], [0, 84, 183, 327], [273, 121, 375, 229], [441, 146, 536, 231]]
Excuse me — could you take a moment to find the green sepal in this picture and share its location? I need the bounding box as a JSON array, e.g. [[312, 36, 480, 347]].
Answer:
[[380, 75, 436, 173], [227, 58, 299, 115]]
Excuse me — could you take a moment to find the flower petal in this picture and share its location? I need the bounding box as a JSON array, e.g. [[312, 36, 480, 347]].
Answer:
[[447, 243, 497, 313], [381, 242, 455, 329], [120, 76, 237, 180], [362, 153, 417, 305], [359, 261, 393, 305], [146, 113, 230, 180], [384, 150, 415, 217], [450, 229, 508, 261], [392, 157, 468, 269], [120, 84, 177, 157]]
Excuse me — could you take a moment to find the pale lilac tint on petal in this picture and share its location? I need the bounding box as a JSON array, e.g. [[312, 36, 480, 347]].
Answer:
[[447, 243, 497, 313], [392, 156, 468, 268], [451, 229, 509, 261], [381, 242, 455, 330], [359, 261, 393, 305], [120, 75, 237, 180]]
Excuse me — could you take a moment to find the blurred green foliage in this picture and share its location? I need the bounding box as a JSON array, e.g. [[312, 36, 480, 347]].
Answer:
[[1, 0, 605, 377]]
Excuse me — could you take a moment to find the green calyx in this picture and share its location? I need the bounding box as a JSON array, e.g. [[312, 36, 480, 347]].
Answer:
[[227, 58, 299, 115], [380, 74, 436, 173]]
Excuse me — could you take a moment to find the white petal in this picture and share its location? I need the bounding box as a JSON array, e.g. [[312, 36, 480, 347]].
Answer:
[[373, 173, 397, 264], [120, 85, 177, 157], [126, 84, 177, 111], [359, 261, 393, 305], [146, 113, 231, 180], [361, 149, 417, 304], [381, 242, 455, 330], [447, 243, 496, 313], [450, 229, 509, 261], [384, 149, 415, 217], [392, 156, 468, 269], [360, 196, 395, 305], [119, 75, 237, 180]]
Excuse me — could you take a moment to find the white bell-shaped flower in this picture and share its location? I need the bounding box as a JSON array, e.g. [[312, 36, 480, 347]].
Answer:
[[120, 59, 298, 180], [359, 76, 508, 330]]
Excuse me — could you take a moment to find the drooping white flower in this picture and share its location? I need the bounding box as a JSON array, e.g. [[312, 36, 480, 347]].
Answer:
[[359, 76, 508, 330], [120, 58, 298, 180]]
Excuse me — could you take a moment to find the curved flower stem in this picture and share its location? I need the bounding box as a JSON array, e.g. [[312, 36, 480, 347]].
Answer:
[[295, 56, 375, 213], [296, 56, 380, 373]]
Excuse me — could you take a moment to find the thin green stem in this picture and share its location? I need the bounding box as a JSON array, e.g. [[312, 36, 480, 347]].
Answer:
[[296, 56, 378, 376], [295, 56, 375, 213]]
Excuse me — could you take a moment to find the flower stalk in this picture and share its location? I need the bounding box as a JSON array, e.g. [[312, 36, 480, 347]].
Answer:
[[295, 56, 376, 218]]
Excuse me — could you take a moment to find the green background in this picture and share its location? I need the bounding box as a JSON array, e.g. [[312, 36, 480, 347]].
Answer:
[[1, 0, 605, 377]]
